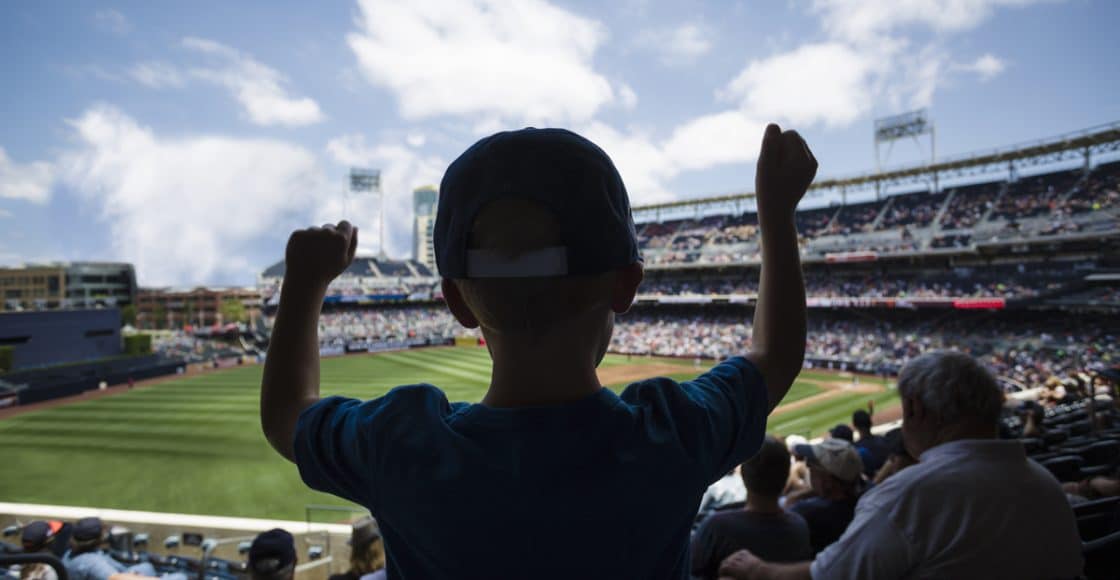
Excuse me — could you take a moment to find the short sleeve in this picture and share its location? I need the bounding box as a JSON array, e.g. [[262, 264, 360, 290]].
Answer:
[[689, 516, 724, 580], [810, 500, 913, 580], [294, 385, 448, 508], [620, 356, 768, 484]]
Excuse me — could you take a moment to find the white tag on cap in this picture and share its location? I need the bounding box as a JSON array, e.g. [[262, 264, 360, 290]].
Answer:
[[466, 246, 569, 278]]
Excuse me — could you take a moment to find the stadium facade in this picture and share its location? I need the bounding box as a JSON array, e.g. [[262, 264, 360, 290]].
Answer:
[[0, 261, 137, 312]]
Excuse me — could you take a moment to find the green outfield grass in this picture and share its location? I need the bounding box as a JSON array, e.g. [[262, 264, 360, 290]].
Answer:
[[0, 347, 896, 519]]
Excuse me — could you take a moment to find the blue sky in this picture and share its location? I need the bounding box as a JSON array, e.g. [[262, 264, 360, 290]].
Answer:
[[1, 0, 1117, 286]]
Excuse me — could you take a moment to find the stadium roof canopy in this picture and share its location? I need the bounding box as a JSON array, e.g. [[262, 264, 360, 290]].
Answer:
[[633, 120, 1120, 223]]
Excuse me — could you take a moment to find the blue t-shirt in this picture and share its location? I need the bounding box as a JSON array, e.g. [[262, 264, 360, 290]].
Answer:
[[294, 357, 767, 579]]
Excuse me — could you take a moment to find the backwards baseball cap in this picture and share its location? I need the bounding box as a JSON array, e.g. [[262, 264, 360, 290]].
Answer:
[[435, 128, 640, 279], [72, 517, 104, 543], [795, 439, 863, 483], [248, 529, 296, 578], [21, 521, 62, 552]]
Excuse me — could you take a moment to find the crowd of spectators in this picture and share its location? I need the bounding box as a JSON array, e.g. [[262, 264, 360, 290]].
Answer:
[[312, 306, 470, 348], [632, 163, 1118, 266], [878, 191, 944, 229], [636, 272, 1062, 300], [827, 201, 882, 235], [2, 518, 389, 580], [610, 310, 1117, 390], [697, 353, 1117, 578], [990, 169, 1083, 221], [938, 182, 1004, 230]]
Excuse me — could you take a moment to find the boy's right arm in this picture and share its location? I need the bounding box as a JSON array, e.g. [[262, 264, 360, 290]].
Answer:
[[261, 221, 357, 462], [747, 124, 816, 411]]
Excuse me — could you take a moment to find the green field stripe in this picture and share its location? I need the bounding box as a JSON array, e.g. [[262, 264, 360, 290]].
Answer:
[[380, 351, 491, 383], [769, 391, 899, 436], [404, 348, 493, 372], [424, 346, 490, 362], [778, 382, 826, 404], [2, 408, 258, 427], [0, 419, 262, 444], [1, 434, 264, 459]]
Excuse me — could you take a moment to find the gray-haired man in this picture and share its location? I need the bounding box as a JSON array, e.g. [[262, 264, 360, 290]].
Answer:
[[718, 351, 1083, 579]]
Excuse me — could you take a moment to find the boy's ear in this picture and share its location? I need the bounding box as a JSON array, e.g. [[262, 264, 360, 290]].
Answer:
[[441, 278, 480, 329], [610, 262, 644, 314]]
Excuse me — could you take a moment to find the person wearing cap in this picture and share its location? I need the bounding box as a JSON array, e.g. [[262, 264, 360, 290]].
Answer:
[[247, 529, 296, 580], [851, 409, 888, 477], [327, 518, 385, 580], [717, 351, 1083, 579], [63, 517, 159, 580], [12, 522, 62, 580], [691, 436, 810, 579], [787, 438, 862, 556], [261, 123, 818, 578]]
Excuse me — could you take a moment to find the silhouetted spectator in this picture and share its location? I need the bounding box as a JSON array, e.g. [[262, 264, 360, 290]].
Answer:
[[691, 436, 811, 579], [718, 351, 1083, 579], [248, 529, 296, 580], [328, 517, 386, 580], [64, 518, 159, 580], [852, 410, 888, 477], [789, 439, 862, 555]]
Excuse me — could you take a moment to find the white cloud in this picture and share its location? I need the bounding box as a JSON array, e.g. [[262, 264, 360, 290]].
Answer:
[[325, 134, 446, 257], [581, 123, 674, 204], [94, 9, 131, 35], [182, 37, 325, 127], [129, 62, 187, 88], [617, 83, 639, 110], [579, 111, 766, 205], [0, 148, 54, 203], [58, 105, 326, 285], [346, 0, 615, 124], [955, 53, 1006, 80], [662, 111, 765, 172], [811, 0, 1053, 42], [721, 43, 879, 128], [637, 23, 713, 65], [716, 0, 1049, 132]]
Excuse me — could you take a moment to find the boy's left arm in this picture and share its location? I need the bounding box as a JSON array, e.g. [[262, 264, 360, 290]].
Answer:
[[261, 221, 357, 462]]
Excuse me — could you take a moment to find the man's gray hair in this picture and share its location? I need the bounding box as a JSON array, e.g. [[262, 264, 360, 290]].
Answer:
[[897, 351, 1003, 425]]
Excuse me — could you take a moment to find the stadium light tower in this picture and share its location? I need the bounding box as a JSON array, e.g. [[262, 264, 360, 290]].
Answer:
[[873, 109, 937, 198], [347, 168, 384, 257]]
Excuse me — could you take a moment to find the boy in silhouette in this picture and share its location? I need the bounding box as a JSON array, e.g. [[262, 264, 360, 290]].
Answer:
[[261, 124, 817, 578]]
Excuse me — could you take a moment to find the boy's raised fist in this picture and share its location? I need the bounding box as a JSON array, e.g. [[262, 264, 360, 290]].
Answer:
[[285, 220, 358, 289], [756, 123, 818, 218]]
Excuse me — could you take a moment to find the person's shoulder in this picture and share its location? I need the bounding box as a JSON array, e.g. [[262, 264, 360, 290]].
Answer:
[[618, 356, 761, 404], [790, 496, 828, 515], [780, 508, 810, 530]]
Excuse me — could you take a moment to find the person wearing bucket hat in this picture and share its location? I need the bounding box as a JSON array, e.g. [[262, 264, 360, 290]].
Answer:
[[328, 517, 385, 580]]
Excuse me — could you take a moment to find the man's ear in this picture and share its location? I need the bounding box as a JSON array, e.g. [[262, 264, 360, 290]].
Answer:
[[611, 262, 644, 314], [903, 395, 925, 421], [441, 278, 480, 329]]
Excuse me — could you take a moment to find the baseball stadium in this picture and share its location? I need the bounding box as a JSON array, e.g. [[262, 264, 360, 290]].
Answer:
[[2, 1, 1120, 579]]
